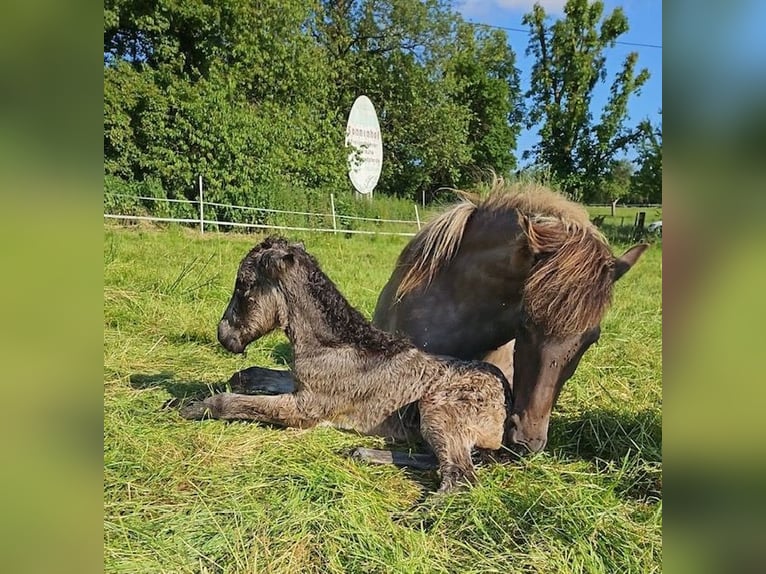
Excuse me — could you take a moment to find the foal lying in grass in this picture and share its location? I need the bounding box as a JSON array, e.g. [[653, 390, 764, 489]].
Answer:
[[180, 236, 512, 493]]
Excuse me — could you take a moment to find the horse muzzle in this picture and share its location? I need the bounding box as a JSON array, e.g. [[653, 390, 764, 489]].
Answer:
[[507, 413, 548, 453], [217, 320, 246, 354]]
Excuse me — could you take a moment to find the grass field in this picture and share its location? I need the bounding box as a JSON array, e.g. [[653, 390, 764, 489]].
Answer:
[[104, 223, 662, 573]]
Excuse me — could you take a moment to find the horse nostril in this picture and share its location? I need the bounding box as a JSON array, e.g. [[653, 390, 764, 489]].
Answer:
[[526, 437, 546, 453], [217, 321, 228, 343], [509, 426, 546, 453]]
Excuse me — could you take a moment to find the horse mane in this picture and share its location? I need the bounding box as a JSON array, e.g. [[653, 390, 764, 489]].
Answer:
[[395, 178, 615, 335], [301, 253, 412, 355], [395, 199, 477, 298]]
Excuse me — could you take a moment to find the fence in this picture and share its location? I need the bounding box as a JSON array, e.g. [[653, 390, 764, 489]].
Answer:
[[104, 183, 422, 238], [104, 186, 661, 242]]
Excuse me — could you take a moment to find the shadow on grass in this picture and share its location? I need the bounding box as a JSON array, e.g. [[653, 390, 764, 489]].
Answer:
[[549, 408, 661, 462], [129, 365, 298, 400], [270, 341, 293, 365], [129, 371, 225, 401], [165, 330, 217, 346], [548, 407, 662, 503]]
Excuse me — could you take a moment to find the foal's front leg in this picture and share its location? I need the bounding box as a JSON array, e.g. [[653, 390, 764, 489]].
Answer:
[[179, 392, 313, 428], [228, 366, 297, 395]]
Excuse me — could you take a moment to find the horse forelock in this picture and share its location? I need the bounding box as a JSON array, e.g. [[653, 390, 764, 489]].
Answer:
[[522, 219, 614, 336], [498, 181, 614, 335]]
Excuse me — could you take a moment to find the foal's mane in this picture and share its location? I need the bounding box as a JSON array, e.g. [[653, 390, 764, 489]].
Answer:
[[395, 179, 616, 335]]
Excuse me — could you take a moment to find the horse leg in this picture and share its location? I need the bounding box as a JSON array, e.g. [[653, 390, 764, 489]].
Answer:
[[227, 366, 297, 395], [418, 406, 476, 494], [482, 340, 515, 391], [179, 392, 314, 428], [351, 448, 438, 470]]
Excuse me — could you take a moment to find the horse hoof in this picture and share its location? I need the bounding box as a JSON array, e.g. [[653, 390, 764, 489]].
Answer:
[[436, 466, 476, 494], [178, 400, 213, 420]]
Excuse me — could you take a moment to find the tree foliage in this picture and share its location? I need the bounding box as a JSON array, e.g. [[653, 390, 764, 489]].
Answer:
[[104, 0, 523, 204], [104, 0, 659, 208], [630, 116, 662, 204], [522, 0, 650, 202]]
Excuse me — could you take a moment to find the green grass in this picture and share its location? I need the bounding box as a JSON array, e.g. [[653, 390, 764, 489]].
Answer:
[[104, 224, 662, 573]]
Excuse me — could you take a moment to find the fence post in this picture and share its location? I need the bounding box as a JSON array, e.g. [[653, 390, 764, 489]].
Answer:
[[198, 175, 204, 234], [330, 193, 338, 235], [414, 205, 421, 230]]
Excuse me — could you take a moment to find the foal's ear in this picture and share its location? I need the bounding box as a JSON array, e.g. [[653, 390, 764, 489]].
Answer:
[[262, 250, 295, 278], [613, 244, 649, 281]]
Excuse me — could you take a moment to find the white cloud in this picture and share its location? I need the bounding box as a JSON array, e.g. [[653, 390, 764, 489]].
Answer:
[[456, 0, 567, 19], [496, 0, 567, 13]]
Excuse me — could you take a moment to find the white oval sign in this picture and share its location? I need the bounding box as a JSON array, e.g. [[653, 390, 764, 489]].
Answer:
[[345, 95, 383, 195]]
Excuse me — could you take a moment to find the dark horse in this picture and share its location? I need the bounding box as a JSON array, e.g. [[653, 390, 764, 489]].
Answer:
[[181, 237, 511, 493], [223, 181, 646, 454], [373, 180, 647, 452]]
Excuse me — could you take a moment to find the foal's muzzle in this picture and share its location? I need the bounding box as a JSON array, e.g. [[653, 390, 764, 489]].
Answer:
[[217, 320, 246, 354]]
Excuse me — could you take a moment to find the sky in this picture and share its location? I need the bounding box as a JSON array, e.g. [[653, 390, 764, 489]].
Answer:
[[453, 0, 663, 165]]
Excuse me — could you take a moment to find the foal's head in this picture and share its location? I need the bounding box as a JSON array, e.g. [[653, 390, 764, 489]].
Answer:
[[217, 236, 302, 354]]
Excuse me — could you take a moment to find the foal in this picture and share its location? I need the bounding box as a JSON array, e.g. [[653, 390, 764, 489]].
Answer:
[[180, 236, 511, 493]]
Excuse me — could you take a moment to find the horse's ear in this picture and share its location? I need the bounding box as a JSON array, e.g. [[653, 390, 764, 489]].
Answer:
[[613, 244, 649, 281], [517, 211, 541, 255], [262, 249, 294, 278], [290, 241, 305, 251], [281, 252, 295, 265]]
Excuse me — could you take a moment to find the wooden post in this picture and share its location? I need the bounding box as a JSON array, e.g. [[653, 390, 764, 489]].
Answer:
[[414, 205, 421, 230], [330, 193, 338, 235], [198, 175, 204, 234]]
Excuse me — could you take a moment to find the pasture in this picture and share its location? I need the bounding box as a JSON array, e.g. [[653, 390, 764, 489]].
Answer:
[[104, 223, 662, 573]]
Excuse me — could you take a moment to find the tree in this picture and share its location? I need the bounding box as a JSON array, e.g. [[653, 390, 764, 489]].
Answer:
[[104, 0, 525, 205], [311, 0, 469, 198], [630, 116, 662, 204], [311, 1, 523, 198], [443, 22, 523, 186], [602, 158, 633, 204], [523, 0, 649, 201], [104, 0, 348, 204]]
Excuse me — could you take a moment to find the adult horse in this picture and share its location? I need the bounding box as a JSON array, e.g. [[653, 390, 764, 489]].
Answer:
[[373, 180, 647, 452], [226, 180, 647, 454]]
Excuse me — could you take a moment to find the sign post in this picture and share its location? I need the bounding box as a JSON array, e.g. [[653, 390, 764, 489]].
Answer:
[[345, 96, 383, 198]]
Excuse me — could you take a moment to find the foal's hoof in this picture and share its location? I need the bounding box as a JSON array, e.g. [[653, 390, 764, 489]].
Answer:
[[436, 467, 476, 495], [178, 400, 215, 420]]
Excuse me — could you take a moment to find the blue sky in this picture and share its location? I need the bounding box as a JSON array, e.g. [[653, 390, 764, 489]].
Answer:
[[453, 0, 662, 164]]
